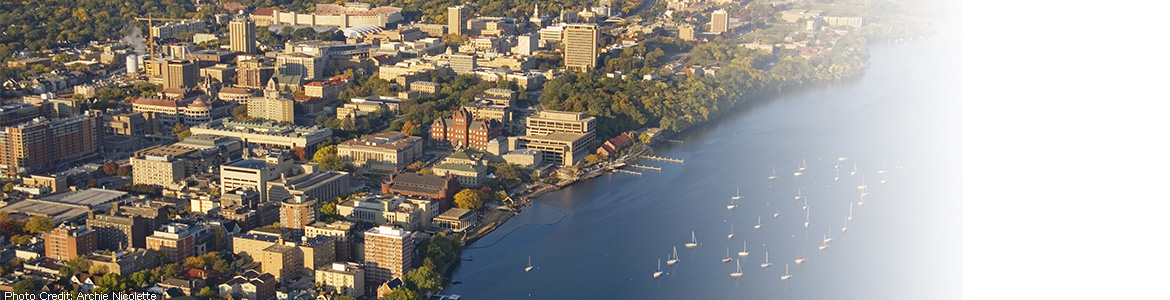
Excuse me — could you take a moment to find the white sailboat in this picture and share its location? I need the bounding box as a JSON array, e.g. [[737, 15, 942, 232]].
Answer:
[[880, 172, 888, 184], [823, 233, 834, 244], [848, 202, 854, 221], [685, 231, 698, 248], [738, 241, 749, 257], [819, 243, 830, 250], [858, 193, 865, 206], [834, 169, 840, 181], [773, 211, 780, 218], [730, 259, 743, 277], [525, 256, 534, 272], [838, 156, 847, 162], [761, 251, 773, 268], [667, 247, 679, 265], [794, 189, 803, 201], [799, 159, 807, 171], [794, 257, 807, 265], [804, 207, 810, 228], [802, 197, 808, 210], [857, 176, 867, 191], [842, 219, 849, 233], [732, 189, 741, 200], [728, 224, 735, 239], [768, 168, 776, 180], [727, 198, 736, 210], [754, 215, 762, 229], [722, 247, 732, 263], [653, 259, 663, 278], [850, 164, 858, 176], [780, 263, 792, 280]]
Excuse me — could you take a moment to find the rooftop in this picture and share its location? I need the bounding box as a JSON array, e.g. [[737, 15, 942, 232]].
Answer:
[[41, 189, 129, 207]]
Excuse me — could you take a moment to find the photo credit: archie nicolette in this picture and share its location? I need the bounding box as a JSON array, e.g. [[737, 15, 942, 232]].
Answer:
[[2, 292, 158, 300]]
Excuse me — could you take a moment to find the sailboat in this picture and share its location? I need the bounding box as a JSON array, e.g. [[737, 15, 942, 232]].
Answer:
[[738, 241, 749, 257], [768, 168, 776, 180], [794, 189, 803, 201], [802, 197, 808, 210], [773, 211, 780, 218], [667, 247, 679, 265], [858, 193, 865, 206], [728, 224, 735, 239], [857, 176, 867, 190], [834, 169, 840, 181], [685, 231, 698, 248], [727, 198, 736, 210], [780, 263, 792, 280], [819, 243, 830, 250], [653, 259, 663, 278], [761, 251, 773, 268], [730, 259, 743, 277], [819, 234, 831, 250], [824, 233, 834, 244], [842, 219, 849, 233], [804, 207, 810, 228], [848, 202, 854, 221], [850, 164, 858, 176], [732, 189, 741, 200], [754, 215, 762, 229], [794, 257, 807, 265], [722, 247, 732, 263], [881, 172, 888, 184], [525, 256, 534, 272], [799, 159, 807, 171]]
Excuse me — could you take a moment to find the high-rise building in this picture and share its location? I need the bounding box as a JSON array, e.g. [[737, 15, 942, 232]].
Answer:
[[146, 223, 195, 263], [275, 53, 326, 80], [163, 60, 198, 90], [448, 6, 467, 36], [280, 197, 317, 236], [230, 19, 257, 54], [237, 59, 275, 89], [363, 226, 414, 286], [44, 224, 97, 261], [711, 9, 728, 34], [0, 113, 101, 176], [679, 24, 695, 41], [87, 210, 153, 250], [563, 24, 599, 72], [513, 34, 538, 56], [247, 91, 296, 123]]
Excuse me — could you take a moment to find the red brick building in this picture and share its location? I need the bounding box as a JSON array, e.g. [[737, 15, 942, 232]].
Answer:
[[430, 108, 503, 151], [381, 173, 459, 211], [45, 224, 97, 261]]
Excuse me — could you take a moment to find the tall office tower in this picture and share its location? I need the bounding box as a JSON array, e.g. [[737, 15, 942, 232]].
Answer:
[[364, 226, 415, 286], [563, 24, 599, 72], [448, 6, 467, 36], [230, 18, 257, 54], [163, 59, 198, 90], [711, 9, 728, 34], [679, 24, 695, 41]]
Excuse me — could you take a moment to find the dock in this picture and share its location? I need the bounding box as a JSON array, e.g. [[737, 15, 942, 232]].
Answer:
[[613, 169, 643, 176], [641, 155, 684, 164], [666, 139, 684, 144], [628, 164, 662, 171]]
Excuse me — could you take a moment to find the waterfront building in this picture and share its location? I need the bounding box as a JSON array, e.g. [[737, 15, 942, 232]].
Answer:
[[363, 226, 414, 286], [563, 24, 599, 72], [525, 110, 597, 143], [381, 173, 458, 212], [44, 224, 97, 261], [432, 208, 480, 232]]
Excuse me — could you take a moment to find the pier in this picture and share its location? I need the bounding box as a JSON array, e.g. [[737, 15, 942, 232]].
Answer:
[[613, 169, 643, 176], [628, 164, 662, 171], [641, 155, 684, 164], [666, 139, 684, 144]]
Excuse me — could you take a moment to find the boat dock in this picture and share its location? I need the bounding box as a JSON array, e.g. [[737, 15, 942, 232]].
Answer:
[[613, 169, 643, 176], [642, 155, 684, 164], [628, 164, 662, 171], [433, 295, 462, 300], [666, 139, 684, 144]]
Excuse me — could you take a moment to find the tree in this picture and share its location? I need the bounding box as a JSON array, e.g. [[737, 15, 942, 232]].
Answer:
[[312, 145, 345, 171], [320, 202, 337, 215], [9, 235, 32, 245], [103, 161, 119, 175], [24, 215, 54, 234], [131, 270, 154, 288], [12, 278, 36, 293], [97, 273, 128, 293], [89, 264, 110, 275], [406, 161, 425, 172], [454, 189, 485, 210], [584, 154, 602, 164], [2, 182, 12, 192], [184, 256, 206, 269], [87, 179, 98, 188], [197, 286, 218, 299], [639, 133, 651, 144], [117, 165, 132, 177], [405, 266, 441, 295], [381, 287, 417, 300], [212, 260, 231, 274], [58, 257, 90, 278], [172, 123, 187, 135]]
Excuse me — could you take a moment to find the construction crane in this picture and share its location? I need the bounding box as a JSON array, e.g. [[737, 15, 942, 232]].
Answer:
[[134, 16, 187, 66]]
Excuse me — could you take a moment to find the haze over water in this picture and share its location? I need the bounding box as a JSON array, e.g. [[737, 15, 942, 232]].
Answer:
[[447, 20, 961, 300]]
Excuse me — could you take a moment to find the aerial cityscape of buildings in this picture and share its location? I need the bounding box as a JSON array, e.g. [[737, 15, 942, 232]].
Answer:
[[0, 0, 884, 298]]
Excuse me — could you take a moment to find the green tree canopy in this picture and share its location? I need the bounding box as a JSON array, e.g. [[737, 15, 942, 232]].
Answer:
[[312, 145, 346, 171], [454, 189, 486, 210]]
